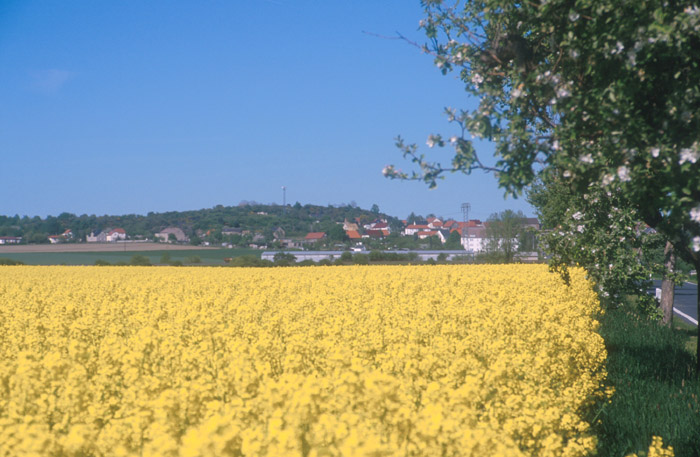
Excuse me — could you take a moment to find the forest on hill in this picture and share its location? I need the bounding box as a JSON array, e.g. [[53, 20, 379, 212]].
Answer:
[[0, 203, 402, 244]]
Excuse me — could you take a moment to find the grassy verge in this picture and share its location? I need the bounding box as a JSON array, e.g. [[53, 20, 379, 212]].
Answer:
[[594, 303, 700, 457]]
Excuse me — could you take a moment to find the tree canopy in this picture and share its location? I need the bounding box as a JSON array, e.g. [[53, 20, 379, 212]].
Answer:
[[385, 0, 700, 267], [484, 209, 527, 262]]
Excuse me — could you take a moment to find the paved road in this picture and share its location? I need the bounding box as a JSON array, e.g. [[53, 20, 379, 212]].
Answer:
[[650, 280, 698, 326]]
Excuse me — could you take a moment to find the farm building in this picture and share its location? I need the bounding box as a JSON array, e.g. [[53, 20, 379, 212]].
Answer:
[[155, 227, 189, 243]]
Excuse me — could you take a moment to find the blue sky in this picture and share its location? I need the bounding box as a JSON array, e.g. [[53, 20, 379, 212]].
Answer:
[[0, 0, 534, 221]]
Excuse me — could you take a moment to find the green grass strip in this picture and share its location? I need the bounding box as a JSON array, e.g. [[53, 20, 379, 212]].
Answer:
[[594, 305, 700, 456]]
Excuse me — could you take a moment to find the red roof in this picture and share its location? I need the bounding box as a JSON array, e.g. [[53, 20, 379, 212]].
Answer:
[[109, 228, 126, 234], [346, 230, 361, 239], [304, 232, 326, 240], [453, 220, 483, 229], [366, 229, 387, 238], [407, 224, 429, 230], [373, 222, 389, 229], [417, 230, 439, 237]]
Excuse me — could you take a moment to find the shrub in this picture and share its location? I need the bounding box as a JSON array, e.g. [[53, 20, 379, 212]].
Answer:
[[129, 255, 151, 266], [0, 258, 24, 265]]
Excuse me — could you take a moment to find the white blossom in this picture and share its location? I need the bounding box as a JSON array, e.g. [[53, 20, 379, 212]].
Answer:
[[602, 174, 615, 186], [426, 135, 438, 148], [382, 165, 395, 177], [449, 136, 458, 144], [680, 147, 699, 164], [576, 225, 585, 233], [569, 11, 580, 21], [691, 205, 700, 223], [552, 140, 560, 151], [693, 236, 700, 252], [651, 147, 660, 158], [471, 73, 484, 85], [685, 5, 700, 14], [580, 153, 594, 164], [617, 165, 631, 182], [556, 87, 571, 98], [512, 87, 523, 98], [563, 170, 572, 178], [572, 211, 584, 220], [570, 49, 580, 59], [611, 41, 625, 55]]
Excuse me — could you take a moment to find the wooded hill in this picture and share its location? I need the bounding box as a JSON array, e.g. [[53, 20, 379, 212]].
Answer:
[[0, 203, 402, 244]]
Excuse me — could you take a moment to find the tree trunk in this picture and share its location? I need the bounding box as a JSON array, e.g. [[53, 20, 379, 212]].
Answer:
[[660, 241, 676, 326]]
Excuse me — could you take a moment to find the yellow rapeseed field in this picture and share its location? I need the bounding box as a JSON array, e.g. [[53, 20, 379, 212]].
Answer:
[[0, 264, 609, 457]]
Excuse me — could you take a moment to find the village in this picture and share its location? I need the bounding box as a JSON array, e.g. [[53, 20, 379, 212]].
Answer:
[[1, 213, 541, 258]]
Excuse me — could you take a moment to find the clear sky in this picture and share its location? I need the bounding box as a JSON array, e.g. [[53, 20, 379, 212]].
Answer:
[[0, 0, 534, 222]]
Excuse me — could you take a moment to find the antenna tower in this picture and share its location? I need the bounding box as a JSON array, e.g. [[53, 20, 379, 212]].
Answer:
[[281, 186, 287, 210], [461, 202, 471, 246]]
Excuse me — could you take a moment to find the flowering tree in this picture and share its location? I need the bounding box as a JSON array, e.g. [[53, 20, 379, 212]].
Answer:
[[528, 173, 667, 317], [384, 0, 700, 368]]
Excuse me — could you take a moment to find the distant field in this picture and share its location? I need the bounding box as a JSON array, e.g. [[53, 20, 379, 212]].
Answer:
[[0, 242, 209, 253], [0, 243, 261, 265]]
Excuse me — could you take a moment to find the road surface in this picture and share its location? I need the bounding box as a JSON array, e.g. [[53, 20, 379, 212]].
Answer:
[[651, 280, 698, 326]]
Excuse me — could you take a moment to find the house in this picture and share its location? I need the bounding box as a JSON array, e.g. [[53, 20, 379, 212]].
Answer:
[[303, 232, 327, 244], [86, 231, 107, 242], [416, 230, 439, 240], [48, 228, 75, 244], [523, 218, 541, 230], [437, 229, 452, 244], [0, 236, 21, 244], [404, 224, 430, 236], [86, 228, 126, 243], [455, 225, 488, 252], [107, 228, 126, 242], [155, 227, 189, 243], [272, 227, 286, 240], [443, 220, 458, 229], [345, 230, 362, 240], [280, 238, 303, 249], [365, 229, 389, 238], [427, 217, 443, 229], [343, 219, 360, 231]]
